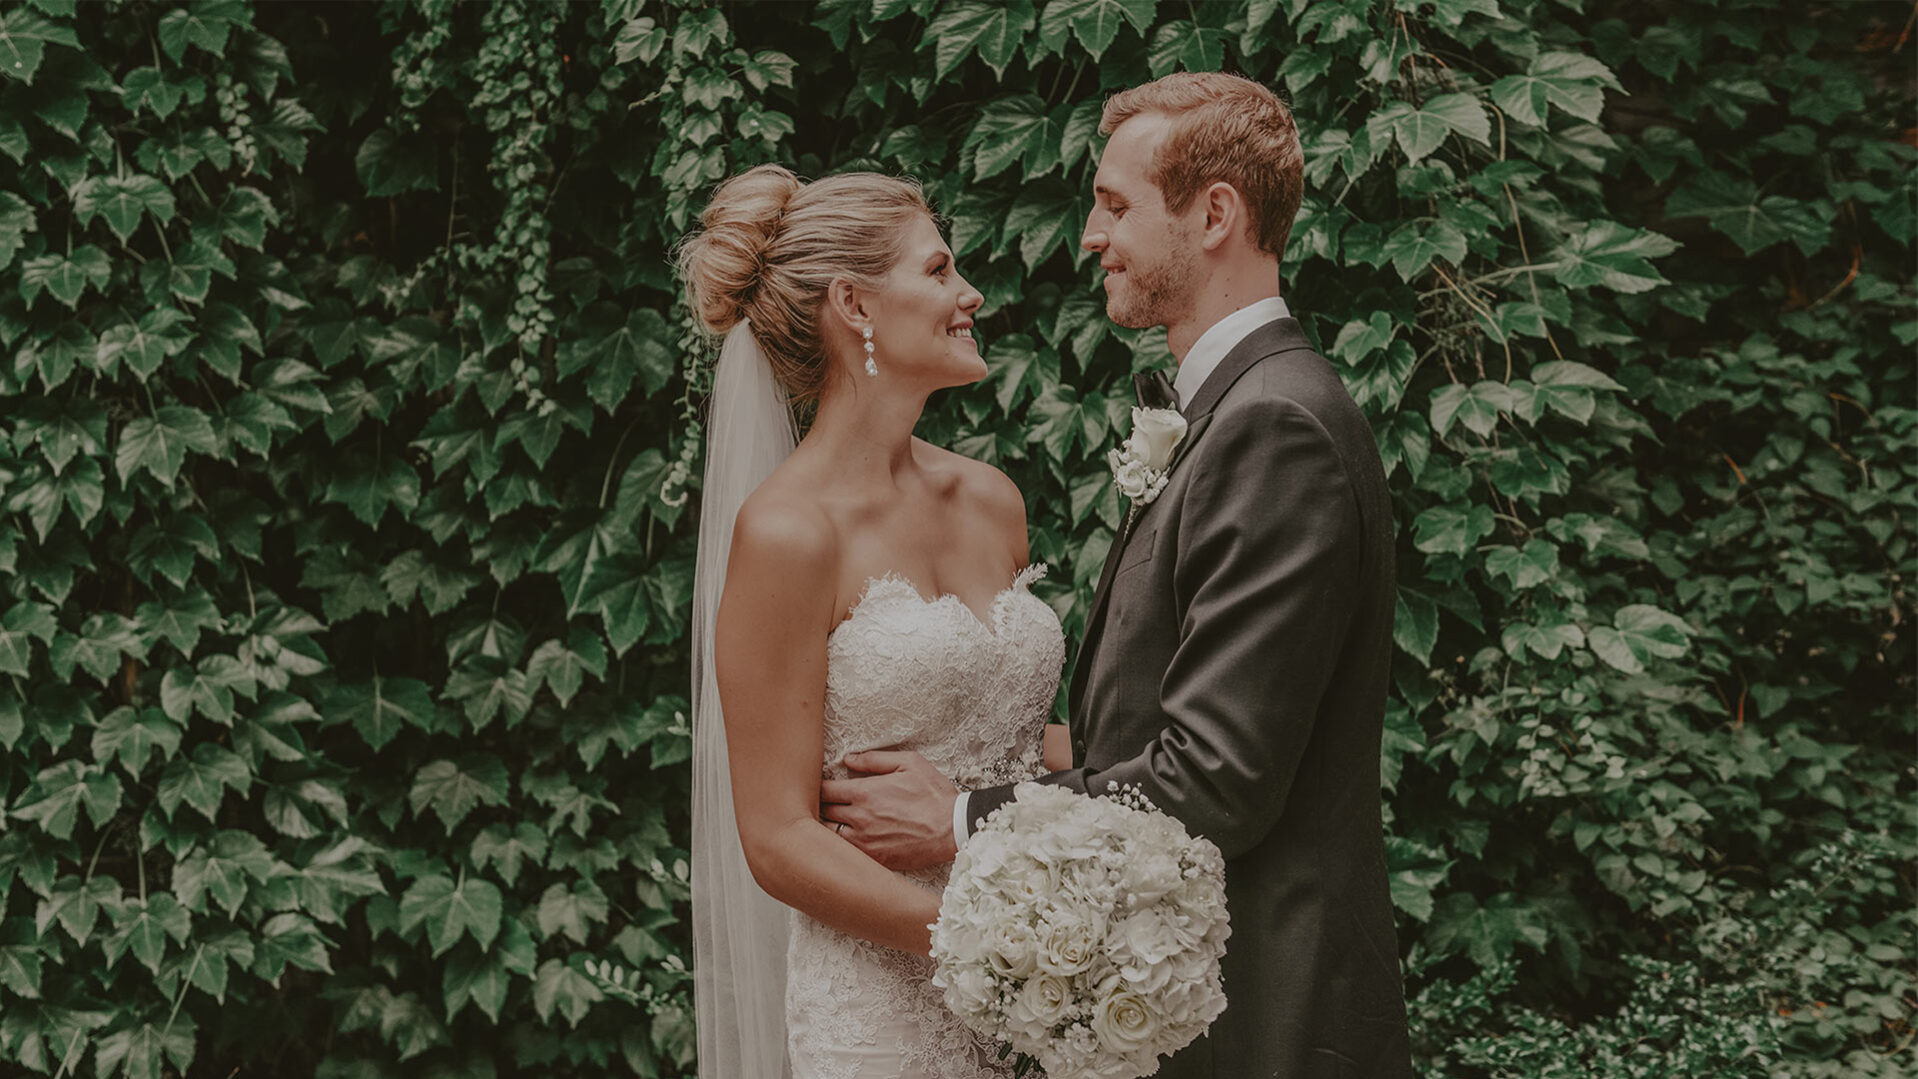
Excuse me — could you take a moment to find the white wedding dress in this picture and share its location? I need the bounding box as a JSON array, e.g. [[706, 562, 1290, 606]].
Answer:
[[785, 565, 1065, 1079]]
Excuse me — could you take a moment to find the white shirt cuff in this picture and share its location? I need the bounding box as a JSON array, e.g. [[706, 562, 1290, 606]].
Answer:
[[952, 792, 971, 851]]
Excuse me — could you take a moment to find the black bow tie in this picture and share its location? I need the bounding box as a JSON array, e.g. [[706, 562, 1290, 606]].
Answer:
[[1133, 369, 1179, 411]]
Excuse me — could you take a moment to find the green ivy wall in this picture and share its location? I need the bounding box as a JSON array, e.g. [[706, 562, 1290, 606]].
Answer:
[[0, 1, 1910, 1077]]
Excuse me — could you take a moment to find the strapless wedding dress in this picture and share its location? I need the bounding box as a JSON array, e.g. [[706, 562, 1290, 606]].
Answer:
[[785, 566, 1065, 1079]]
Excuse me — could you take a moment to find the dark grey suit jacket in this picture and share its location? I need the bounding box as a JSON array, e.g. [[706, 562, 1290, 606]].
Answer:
[[968, 318, 1412, 1079]]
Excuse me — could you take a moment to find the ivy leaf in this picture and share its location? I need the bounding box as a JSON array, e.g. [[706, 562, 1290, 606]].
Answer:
[[525, 628, 608, 708], [94, 1013, 197, 1079], [1550, 221, 1678, 293], [172, 831, 277, 917], [294, 836, 384, 925], [1374, 94, 1490, 165], [1426, 891, 1549, 967], [399, 873, 504, 956], [19, 245, 110, 307], [1485, 539, 1560, 589], [536, 879, 609, 945], [1665, 173, 1832, 256], [1588, 604, 1691, 673], [470, 822, 548, 887], [1035, 0, 1155, 60], [48, 613, 147, 683], [91, 707, 183, 778], [445, 656, 533, 731], [923, 0, 1035, 80], [1526, 360, 1624, 424], [0, 599, 55, 676], [1393, 588, 1439, 665], [115, 405, 218, 487], [0, 190, 36, 271], [1147, 19, 1227, 78], [0, 918, 43, 1000], [159, 654, 259, 726], [1501, 618, 1585, 660], [556, 304, 672, 409], [73, 174, 176, 242], [329, 676, 436, 751], [0, 7, 79, 84], [443, 944, 513, 1022], [156, 743, 252, 821], [9, 760, 121, 839], [9, 456, 104, 539], [355, 127, 440, 196], [102, 893, 192, 975], [1412, 504, 1496, 557], [965, 95, 1054, 182], [251, 911, 333, 980], [96, 306, 196, 381], [157, 1, 242, 62], [1431, 380, 1519, 438], [532, 957, 603, 1027], [322, 449, 420, 527], [135, 587, 223, 658], [1381, 219, 1468, 280], [179, 928, 254, 1004], [36, 875, 122, 947], [381, 549, 480, 615], [409, 755, 511, 833], [1002, 183, 1080, 270], [128, 510, 220, 588], [1490, 51, 1620, 126]]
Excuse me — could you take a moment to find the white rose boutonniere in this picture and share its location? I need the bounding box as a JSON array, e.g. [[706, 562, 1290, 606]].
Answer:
[[1106, 406, 1187, 506]]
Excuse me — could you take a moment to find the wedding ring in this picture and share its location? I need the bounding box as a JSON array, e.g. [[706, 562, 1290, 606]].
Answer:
[[834, 821, 846, 835]]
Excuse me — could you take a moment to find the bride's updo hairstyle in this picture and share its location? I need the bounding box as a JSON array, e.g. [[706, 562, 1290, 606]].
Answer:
[[677, 164, 932, 405]]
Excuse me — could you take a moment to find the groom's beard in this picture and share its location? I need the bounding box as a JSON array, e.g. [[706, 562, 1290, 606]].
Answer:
[[1105, 233, 1199, 331]]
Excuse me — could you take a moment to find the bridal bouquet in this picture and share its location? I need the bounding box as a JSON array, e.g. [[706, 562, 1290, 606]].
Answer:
[[930, 782, 1230, 1079]]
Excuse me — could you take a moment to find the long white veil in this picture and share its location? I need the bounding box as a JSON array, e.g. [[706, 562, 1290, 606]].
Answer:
[[691, 322, 797, 1078]]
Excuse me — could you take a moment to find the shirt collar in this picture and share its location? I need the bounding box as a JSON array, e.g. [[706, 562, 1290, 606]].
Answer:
[[1170, 296, 1292, 409]]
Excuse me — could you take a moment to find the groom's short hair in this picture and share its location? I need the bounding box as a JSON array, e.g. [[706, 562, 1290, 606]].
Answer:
[[1101, 72, 1303, 261]]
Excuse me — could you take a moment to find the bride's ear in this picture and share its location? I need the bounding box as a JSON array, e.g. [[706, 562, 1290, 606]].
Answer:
[[824, 277, 870, 338]]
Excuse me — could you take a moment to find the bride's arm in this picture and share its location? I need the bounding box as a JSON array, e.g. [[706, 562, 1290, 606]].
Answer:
[[716, 498, 941, 956]]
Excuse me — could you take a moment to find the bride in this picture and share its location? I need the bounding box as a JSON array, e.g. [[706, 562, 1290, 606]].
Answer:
[[679, 164, 1070, 1077]]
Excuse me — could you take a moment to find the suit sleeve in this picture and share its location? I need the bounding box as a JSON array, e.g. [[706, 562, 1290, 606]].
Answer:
[[968, 394, 1362, 857]]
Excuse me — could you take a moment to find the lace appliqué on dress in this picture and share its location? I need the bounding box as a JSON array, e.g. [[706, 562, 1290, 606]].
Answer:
[[785, 565, 1064, 1079]]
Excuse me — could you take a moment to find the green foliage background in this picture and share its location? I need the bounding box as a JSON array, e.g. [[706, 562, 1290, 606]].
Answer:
[[0, 0, 1911, 1076]]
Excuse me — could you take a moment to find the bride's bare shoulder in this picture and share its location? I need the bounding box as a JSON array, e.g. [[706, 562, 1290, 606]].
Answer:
[[916, 440, 1027, 536], [730, 478, 838, 581]]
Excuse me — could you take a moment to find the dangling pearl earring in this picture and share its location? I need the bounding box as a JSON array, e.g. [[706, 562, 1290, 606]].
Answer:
[[862, 326, 878, 377]]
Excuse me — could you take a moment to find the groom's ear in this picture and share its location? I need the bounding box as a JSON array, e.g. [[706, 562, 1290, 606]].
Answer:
[[1198, 181, 1249, 252]]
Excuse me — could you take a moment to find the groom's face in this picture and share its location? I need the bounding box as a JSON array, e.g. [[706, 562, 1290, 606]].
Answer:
[[1083, 113, 1200, 331]]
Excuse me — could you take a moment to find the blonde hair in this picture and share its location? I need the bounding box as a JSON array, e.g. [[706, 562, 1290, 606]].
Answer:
[[1101, 72, 1304, 260], [677, 165, 932, 404]]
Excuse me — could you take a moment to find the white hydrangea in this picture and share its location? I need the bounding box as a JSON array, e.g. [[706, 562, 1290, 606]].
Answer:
[[930, 783, 1231, 1079]]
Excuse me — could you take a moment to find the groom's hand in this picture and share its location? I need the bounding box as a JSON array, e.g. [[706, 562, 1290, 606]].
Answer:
[[820, 750, 958, 872]]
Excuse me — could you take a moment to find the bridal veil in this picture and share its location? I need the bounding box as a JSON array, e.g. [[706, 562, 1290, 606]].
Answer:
[[690, 322, 797, 1077]]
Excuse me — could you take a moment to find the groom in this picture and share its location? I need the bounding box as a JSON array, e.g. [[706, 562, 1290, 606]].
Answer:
[[825, 72, 1413, 1079]]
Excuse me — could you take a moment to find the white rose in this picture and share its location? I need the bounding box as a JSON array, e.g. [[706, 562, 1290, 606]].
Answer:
[[1037, 910, 1101, 976], [981, 919, 1039, 979], [1011, 970, 1072, 1030], [1130, 407, 1187, 468], [1108, 451, 1151, 501], [1090, 988, 1160, 1055]]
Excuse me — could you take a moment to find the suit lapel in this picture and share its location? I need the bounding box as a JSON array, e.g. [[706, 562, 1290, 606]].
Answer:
[[1066, 317, 1317, 725]]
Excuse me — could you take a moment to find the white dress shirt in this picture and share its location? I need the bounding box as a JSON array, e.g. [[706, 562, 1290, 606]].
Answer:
[[950, 295, 1294, 850]]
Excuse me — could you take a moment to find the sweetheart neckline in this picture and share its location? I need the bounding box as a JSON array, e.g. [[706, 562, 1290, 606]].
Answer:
[[829, 564, 1048, 641]]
